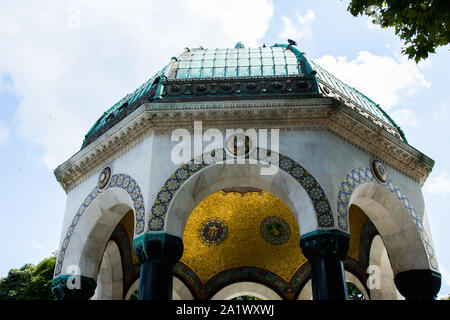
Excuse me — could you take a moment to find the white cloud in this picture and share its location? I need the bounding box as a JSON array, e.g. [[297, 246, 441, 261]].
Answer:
[[0, 0, 274, 169], [279, 9, 315, 41], [31, 241, 44, 251], [391, 108, 418, 128], [314, 51, 430, 109], [424, 173, 450, 196], [0, 121, 10, 147]]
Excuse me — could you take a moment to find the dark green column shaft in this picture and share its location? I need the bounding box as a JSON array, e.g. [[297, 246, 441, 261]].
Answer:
[[301, 230, 350, 300], [133, 232, 183, 300], [138, 261, 174, 300]]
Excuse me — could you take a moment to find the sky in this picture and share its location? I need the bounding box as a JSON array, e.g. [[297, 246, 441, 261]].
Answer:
[[0, 0, 449, 297]]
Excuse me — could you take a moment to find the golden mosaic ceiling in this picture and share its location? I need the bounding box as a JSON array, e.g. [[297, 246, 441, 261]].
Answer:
[[119, 190, 370, 295], [180, 190, 307, 283], [178, 190, 370, 285]]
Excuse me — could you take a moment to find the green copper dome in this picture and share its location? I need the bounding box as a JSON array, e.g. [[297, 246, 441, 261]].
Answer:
[[81, 42, 405, 149]]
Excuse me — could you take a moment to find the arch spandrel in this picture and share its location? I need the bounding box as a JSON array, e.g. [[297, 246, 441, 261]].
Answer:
[[148, 148, 335, 237]]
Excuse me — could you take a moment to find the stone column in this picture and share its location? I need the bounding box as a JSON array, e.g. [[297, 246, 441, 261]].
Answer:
[[51, 275, 97, 300], [394, 269, 441, 300], [133, 232, 183, 300], [300, 230, 350, 300]]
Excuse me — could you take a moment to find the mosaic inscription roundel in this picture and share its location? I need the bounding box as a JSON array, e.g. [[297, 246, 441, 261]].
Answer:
[[372, 160, 387, 183], [260, 216, 291, 245], [199, 219, 228, 245], [98, 167, 111, 189]]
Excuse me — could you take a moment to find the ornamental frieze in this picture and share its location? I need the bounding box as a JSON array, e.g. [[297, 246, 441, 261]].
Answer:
[[163, 75, 316, 100], [54, 98, 433, 193]]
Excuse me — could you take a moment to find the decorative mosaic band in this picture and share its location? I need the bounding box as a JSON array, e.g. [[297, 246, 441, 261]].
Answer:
[[175, 259, 373, 300], [173, 262, 296, 300], [336, 167, 438, 270], [54, 173, 145, 277], [148, 148, 335, 232]]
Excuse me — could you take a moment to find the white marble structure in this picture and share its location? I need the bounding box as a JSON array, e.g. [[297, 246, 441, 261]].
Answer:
[[51, 43, 441, 300]]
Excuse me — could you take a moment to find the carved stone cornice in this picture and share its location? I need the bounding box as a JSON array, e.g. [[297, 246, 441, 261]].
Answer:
[[54, 97, 433, 193], [326, 100, 434, 184], [317, 79, 403, 140]]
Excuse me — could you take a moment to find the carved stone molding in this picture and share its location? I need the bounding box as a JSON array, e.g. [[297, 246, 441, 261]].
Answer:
[[54, 97, 433, 193]]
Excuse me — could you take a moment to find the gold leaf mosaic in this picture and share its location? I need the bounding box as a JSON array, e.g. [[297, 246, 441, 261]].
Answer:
[[180, 190, 369, 285], [180, 190, 307, 283], [120, 210, 139, 265], [348, 205, 369, 261]]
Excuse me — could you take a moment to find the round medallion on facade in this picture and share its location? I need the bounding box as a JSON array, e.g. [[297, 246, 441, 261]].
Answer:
[[199, 219, 228, 245], [98, 167, 111, 189], [260, 216, 291, 245], [226, 133, 252, 157], [372, 160, 387, 183]]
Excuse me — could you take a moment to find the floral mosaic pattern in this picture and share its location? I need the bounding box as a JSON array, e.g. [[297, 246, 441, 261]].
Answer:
[[54, 173, 145, 276], [173, 263, 292, 299], [337, 167, 438, 270], [148, 148, 334, 232]]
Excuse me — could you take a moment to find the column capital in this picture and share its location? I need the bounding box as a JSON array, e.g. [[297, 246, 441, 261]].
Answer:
[[133, 232, 183, 266], [394, 269, 441, 300], [51, 275, 96, 300], [300, 229, 350, 261]]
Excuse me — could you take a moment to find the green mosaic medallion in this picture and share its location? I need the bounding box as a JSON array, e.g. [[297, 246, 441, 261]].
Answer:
[[260, 216, 291, 245]]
